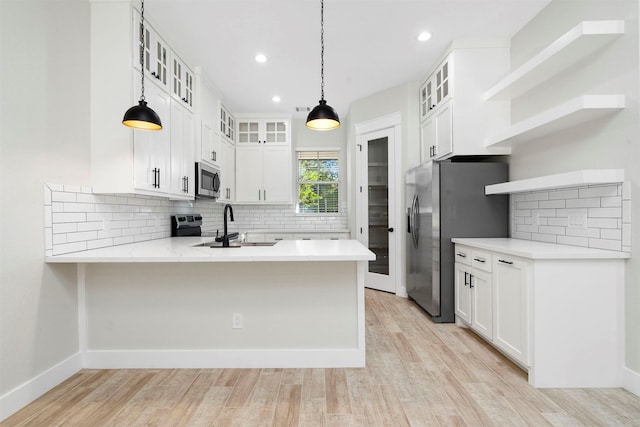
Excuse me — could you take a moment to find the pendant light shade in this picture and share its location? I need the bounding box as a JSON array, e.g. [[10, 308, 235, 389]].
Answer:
[[306, 100, 340, 130], [123, 0, 162, 131], [306, 0, 340, 131], [123, 100, 162, 130]]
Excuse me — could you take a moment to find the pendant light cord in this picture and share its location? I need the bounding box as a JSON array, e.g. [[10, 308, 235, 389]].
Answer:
[[320, 0, 325, 101], [139, 0, 146, 102]]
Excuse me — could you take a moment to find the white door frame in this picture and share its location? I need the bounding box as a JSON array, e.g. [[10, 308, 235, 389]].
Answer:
[[355, 113, 403, 295]]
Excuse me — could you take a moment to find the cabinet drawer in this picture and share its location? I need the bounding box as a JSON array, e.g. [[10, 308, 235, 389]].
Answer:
[[471, 250, 492, 272], [454, 246, 472, 266]]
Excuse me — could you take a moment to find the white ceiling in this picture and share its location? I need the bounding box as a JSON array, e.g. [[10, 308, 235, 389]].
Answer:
[[145, 0, 551, 118]]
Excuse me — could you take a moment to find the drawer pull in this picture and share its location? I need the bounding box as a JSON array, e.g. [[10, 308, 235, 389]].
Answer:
[[473, 257, 486, 263], [456, 252, 467, 258], [498, 259, 514, 265]]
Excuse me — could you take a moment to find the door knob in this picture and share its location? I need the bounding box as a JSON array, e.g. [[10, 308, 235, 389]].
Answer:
[[388, 227, 394, 232]]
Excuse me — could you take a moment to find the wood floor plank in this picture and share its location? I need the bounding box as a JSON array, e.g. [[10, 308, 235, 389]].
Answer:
[[324, 368, 352, 415], [4, 289, 640, 426], [273, 384, 302, 426], [224, 368, 261, 408]]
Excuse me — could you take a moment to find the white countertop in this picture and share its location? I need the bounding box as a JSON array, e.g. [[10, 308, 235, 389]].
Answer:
[[45, 237, 375, 263], [243, 229, 350, 234], [452, 238, 630, 260]]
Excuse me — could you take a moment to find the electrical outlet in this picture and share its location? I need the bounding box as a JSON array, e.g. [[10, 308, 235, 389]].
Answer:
[[232, 313, 243, 329], [568, 210, 587, 229]]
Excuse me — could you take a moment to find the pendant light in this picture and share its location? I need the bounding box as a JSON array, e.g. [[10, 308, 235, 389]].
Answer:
[[123, 0, 162, 131], [306, 0, 340, 131]]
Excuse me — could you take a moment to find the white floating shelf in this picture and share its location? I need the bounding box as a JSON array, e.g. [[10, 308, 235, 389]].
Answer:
[[485, 169, 625, 195], [484, 94, 625, 148], [484, 20, 625, 101]]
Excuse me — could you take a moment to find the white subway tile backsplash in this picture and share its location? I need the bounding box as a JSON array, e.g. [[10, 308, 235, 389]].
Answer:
[[566, 227, 600, 238], [566, 198, 600, 208], [601, 229, 622, 241], [531, 233, 557, 244], [51, 192, 77, 203], [77, 222, 103, 232], [587, 217, 618, 229], [579, 185, 618, 198], [516, 201, 539, 209], [53, 212, 86, 223], [524, 192, 549, 201], [538, 200, 565, 209], [45, 184, 348, 256], [589, 238, 622, 251], [587, 207, 622, 218], [538, 225, 565, 236], [557, 235, 589, 247], [510, 183, 629, 253], [53, 241, 87, 255], [114, 236, 135, 246], [601, 196, 622, 207], [549, 189, 579, 200], [63, 202, 96, 213], [87, 238, 114, 250]]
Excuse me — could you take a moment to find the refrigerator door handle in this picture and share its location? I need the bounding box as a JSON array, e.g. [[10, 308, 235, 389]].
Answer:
[[412, 195, 420, 248]]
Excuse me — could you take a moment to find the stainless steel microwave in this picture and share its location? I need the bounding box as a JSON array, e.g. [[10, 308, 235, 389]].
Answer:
[[195, 162, 221, 199]]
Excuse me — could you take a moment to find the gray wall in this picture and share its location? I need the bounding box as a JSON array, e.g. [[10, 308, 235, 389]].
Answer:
[[508, 0, 640, 374], [0, 1, 90, 398]]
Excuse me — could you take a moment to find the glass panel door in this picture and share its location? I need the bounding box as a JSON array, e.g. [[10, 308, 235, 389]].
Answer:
[[367, 137, 389, 276]]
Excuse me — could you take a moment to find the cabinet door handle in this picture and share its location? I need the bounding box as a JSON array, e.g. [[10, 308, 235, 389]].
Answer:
[[152, 168, 159, 188], [498, 259, 513, 265], [469, 274, 474, 288], [263, 190, 266, 200], [456, 252, 467, 258], [473, 257, 486, 263], [464, 271, 468, 287], [157, 169, 160, 188], [258, 190, 261, 200]]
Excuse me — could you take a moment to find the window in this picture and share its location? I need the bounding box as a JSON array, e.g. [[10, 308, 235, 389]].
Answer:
[[297, 151, 339, 214]]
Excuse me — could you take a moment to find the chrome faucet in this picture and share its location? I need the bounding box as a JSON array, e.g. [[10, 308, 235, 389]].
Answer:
[[223, 204, 234, 247]]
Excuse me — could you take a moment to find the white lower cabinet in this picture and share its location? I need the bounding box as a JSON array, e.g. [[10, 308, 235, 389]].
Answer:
[[454, 239, 625, 388], [454, 247, 494, 342], [493, 255, 530, 366], [455, 245, 529, 367]]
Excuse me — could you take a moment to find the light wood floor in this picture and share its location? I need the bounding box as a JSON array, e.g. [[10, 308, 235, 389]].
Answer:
[[4, 289, 640, 426]]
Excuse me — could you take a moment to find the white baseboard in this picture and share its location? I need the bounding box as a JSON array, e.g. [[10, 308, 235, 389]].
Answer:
[[0, 352, 82, 422], [623, 366, 640, 397], [84, 348, 365, 369]]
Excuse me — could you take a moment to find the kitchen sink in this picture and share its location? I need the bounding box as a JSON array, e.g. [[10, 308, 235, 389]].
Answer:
[[193, 241, 277, 248]]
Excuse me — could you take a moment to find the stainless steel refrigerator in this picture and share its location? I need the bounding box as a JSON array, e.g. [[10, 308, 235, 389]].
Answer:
[[406, 160, 509, 323]]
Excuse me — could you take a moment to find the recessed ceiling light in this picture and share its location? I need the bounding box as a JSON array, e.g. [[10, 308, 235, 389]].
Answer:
[[272, 96, 281, 103], [255, 53, 267, 63], [417, 32, 432, 42]]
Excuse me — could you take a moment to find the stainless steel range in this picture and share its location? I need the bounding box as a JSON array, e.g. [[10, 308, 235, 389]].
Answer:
[[170, 214, 203, 237]]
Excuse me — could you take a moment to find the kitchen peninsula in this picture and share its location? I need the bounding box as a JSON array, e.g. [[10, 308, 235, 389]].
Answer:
[[46, 238, 374, 369]]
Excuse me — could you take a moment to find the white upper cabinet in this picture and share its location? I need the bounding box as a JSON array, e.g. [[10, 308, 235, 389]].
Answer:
[[91, 2, 195, 197], [235, 115, 292, 204], [220, 105, 235, 143], [170, 102, 195, 199], [418, 44, 511, 161], [236, 118, 289, 146], [171, 53, 194, 110], [132, 77, 171, 195], [133, 9, 169, 91]]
